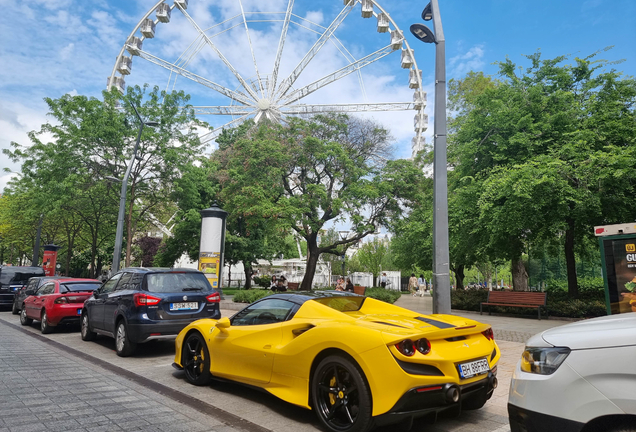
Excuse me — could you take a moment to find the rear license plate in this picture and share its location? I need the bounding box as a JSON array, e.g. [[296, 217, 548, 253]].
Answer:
[[77, 308, 82, 315], [170, 302, 198, 311], [458, 358, 489, 379]]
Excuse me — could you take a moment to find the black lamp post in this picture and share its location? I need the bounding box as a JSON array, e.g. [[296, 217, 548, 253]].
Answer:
[[410, 0, 450, 314], [111, 102, 159, 273], [338, 231, 349, 278]]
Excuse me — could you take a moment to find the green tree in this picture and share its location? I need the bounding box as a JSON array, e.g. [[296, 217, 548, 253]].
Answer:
[[449, 49, 636, 296], [355, 237, 391, 286], [215, 114, 423, 290]]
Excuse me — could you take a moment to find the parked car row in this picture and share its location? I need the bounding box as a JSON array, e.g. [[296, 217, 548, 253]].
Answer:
[[2, 266, 221, 356]]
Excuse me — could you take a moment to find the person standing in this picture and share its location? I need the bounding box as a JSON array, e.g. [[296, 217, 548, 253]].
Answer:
[[408, 273, 419, 296], [380, 273, 387, 288]]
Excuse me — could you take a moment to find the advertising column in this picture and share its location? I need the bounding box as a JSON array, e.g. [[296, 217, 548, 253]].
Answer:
[[596, 223, 636, 314], [42, 244, 61, 276], [198, 204, 228, 289]]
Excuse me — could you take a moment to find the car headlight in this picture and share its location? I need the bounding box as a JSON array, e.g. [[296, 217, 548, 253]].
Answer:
[[520, 347, 570, 375]]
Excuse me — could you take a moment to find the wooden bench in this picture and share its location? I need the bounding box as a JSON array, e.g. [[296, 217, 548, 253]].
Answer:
[[353, 286, 366, 296], [480, 291, 548, 320], [287, 282, 299, 291]]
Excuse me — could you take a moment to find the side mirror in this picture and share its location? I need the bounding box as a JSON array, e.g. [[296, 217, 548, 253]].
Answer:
[[215, 317, 231, 329], [24, 290, 34, 296]]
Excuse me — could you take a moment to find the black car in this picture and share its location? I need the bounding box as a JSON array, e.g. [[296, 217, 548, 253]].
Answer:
[[81, 267, 221, 357], [0, 266, 46, 309], [12, 276, 63, 315]]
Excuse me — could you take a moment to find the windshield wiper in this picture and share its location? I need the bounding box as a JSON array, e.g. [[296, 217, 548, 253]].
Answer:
[[182, 287, 203, 291]]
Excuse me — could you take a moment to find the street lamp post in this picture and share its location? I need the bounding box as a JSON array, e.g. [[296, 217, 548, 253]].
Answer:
[[111, 102, 159, 273], [410, 0, 451, 314], [338, 231, 349, 278]]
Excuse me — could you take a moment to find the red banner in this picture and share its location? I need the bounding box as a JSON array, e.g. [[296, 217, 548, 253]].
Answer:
[[42, 250, 58, 276]]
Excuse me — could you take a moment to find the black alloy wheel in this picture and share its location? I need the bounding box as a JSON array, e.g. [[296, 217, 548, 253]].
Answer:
[[20, 306, 33, 326], [182, 332, 211, 386], [81, 312, 96, 341], [11, 300, 19, 315], [40, 310, 53, 334], [311, 355, 373, 432]]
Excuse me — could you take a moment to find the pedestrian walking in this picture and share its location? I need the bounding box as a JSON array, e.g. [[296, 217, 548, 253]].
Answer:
[[408, 273, 419, 296]]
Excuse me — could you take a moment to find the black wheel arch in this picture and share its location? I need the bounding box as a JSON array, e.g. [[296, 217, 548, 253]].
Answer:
[[308, 348, 373, 412], [581, 414, 636, 432]]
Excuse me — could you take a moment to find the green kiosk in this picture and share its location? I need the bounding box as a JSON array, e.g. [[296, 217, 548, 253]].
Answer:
[[596, 222, 636, 314]]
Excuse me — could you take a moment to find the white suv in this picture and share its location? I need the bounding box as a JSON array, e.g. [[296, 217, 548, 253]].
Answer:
[[508, 313, 636, 432]]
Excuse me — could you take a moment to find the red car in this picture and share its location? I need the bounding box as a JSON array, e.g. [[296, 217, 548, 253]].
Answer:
[[20, 278, 102, 333]]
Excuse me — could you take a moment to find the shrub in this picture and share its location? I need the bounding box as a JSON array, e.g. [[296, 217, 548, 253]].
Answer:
[[365, 288, 402, 304], [233, 289, 272, 303], [253, 275, 272, 288]]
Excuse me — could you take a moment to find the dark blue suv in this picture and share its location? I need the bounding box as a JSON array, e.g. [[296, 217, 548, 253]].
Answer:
[[81, 267, 221, 356]]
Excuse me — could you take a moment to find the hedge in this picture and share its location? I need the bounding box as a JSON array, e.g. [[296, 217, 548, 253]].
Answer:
[[232, 287, 402, 304], [451, 277, 608, 319]]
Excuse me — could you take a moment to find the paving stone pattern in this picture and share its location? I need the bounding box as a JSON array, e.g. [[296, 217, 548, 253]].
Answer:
[[0, 327, 240, 432]]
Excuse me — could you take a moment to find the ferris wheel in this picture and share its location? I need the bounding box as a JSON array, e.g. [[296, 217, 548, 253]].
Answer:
[[108, 0, 427, 154]]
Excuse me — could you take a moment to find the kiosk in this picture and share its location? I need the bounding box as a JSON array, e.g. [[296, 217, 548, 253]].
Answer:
[[595, 223, 636, 314]]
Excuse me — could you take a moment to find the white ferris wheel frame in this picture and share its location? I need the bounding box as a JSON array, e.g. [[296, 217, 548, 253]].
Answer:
[[107, 0, 427, 151]]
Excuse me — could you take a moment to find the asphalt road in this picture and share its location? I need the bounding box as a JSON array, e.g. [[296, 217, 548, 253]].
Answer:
[[0, 305, 529, 432]]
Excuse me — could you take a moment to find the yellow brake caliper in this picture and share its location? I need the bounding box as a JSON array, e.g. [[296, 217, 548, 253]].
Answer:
[[329, 376, 337, 405]]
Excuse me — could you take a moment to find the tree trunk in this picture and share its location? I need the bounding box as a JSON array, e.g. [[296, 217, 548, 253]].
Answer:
[[301, 234, 319, 291], [564, 218, 579, 298], [243, 263, 253, 289], [452, 264, 465, 290], [227, 265, 232, 288], [511, 258, 528, 291]]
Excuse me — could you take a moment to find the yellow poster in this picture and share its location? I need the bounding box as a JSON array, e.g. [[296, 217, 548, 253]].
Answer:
[[199, 252, 221, 288]]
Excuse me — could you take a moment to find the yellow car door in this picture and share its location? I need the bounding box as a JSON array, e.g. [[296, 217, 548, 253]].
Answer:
[[210, 298, 296, 385]]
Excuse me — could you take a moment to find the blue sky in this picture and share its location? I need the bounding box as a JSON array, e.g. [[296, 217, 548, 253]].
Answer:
[[1, 0, 634, 193]]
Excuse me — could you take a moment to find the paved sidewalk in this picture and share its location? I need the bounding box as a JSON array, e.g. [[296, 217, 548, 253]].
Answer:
[[0, 320, 247, 432]]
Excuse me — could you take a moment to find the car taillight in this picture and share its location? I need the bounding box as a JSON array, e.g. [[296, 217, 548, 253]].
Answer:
[[206, 292, 220, 303], [482, 328, 494, 340], [416, 338, 431, 355], [134, 293, 161, 307], [54, 297, 68, 304], [395, 339, 416, 356]]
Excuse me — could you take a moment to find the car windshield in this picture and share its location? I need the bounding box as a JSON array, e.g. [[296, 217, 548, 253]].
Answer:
[[146, 272, 212, 293], [60, 283, 101, 293], [312, 296, 365, 312]]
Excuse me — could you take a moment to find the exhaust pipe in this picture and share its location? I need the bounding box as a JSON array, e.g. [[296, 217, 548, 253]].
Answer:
[[490, 376, 498, 390], [442, 384, 460, 403]]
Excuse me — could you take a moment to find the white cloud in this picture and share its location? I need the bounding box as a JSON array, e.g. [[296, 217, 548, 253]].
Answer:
[[60, 43, 75, 60], [449, 45, 485, 77]]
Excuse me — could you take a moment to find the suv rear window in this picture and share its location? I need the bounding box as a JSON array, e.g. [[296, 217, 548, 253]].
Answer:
[[61, 283, 102, 293], [0, 268, 45, 285], [145, 272, 212, 293]]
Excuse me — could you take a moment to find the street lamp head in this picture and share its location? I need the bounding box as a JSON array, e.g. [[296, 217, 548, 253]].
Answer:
[[422, 3, 433, 21], [104, 175, 122, 183], [144, 121, 160, 127], [410, 24, 436, 44]]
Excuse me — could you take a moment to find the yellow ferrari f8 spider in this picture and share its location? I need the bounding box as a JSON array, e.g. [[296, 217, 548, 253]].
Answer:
[[173, 292, 500, 432]]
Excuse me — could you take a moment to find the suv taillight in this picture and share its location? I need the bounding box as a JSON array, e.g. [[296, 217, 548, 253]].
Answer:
[[206, 292, 220, 303], [134, 293, 161, 307]]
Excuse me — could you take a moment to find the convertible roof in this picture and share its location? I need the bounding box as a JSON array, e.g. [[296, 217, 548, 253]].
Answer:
[[266, 291, 362, 305]]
